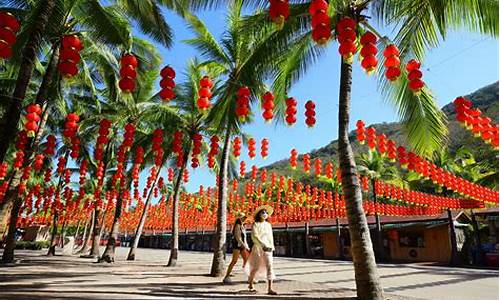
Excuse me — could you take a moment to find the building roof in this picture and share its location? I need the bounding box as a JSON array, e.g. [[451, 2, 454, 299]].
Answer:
[[271, 210, 470, 230], [473, 207, 499, 217]]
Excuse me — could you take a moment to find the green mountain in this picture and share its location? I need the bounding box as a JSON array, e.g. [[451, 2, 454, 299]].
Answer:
[[254, 82, 499, 183]]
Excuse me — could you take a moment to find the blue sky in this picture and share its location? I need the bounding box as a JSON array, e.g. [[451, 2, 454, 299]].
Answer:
[[133, 7, 499, 194]]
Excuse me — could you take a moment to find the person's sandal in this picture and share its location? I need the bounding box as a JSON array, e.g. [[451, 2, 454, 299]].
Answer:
[[268, 290, 278, 295], [222, 277, 232, 284]]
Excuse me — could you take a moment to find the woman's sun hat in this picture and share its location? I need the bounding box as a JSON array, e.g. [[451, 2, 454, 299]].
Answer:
[[253, 205, 274, 219], [234, 211, 246, 219]]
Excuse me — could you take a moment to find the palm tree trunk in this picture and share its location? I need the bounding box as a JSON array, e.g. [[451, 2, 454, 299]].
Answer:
[[210, 125, 231, 276], [0, 43, 59, 235], [47, 212, 59, 256], [335, 217, 344, 259], [337, 61, 384, 300], [47, 152, 69, 256], [0, 0, 56, 163], [128, 163, 164, 261], [1, 194, 23, 263], [77, 210, 94, 254], [167, 147, 190, 267], [371, 179, 384, 262], [89, 207, 101, 258], [60, 220, 67, 248], [73, 220, 81, 249], [447, 208, 459, 266], [470, 210, 484, 265]]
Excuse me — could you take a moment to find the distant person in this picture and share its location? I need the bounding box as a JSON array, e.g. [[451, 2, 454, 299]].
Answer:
[[223, 212, 250, 284], [247, 205, 277, 295]]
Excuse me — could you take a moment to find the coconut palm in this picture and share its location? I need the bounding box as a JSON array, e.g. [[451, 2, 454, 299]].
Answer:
[[238, 0, 498, 297], [152, 59, 223, 266], [0, 0, 199, 164], [182, 0, 307, 275]]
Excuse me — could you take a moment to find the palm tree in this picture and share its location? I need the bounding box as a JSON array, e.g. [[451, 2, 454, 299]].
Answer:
[[182, 1, 304, 276], [161, 59, 222, 266], [0, 0, 198, 184], [238, 0, 498, 298], [356, 150, 398, 262]]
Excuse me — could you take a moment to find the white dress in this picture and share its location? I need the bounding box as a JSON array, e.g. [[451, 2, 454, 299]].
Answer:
[[247, 221, 276, 281]]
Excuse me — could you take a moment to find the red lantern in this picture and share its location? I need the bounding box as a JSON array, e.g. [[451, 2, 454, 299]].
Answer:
[[356, 120, 366, 144], [305, 100, 316, 127], [119, 54, 138, 93], [232, 136, 241, 158], [247, 138, 256, 159], [336, 17, 357, 62], [251, 165, 258, 181], [359, 31, 378, 73], [24, 104, 42, 137], [406, 59, 424, 95], [197, 76, 213, 110], [0, 12, 20, 59], [235, 86, 251, 121], [58, 35, 83, 77], [366, 127, 376, 149], [314, 158, 322, 177], [261, 92, 275, 122], [261, 138, 269, 159], [160, 65, 176, 101], [309, 0, 330, 45], [290, 149, 298, 169], [240, 161, 246, 178], [269, 0, 289, 29], [191, 132, 202, 169], [302, 154, 311, 173], [383, 44, 401, 81], [285, 97, 297, 126]]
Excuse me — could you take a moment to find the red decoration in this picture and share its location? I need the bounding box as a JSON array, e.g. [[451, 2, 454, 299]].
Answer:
[[247, 138, 256, 159], [309, 0, 330, 45], [383, 44, 401, 81], [356, 120, 366, 144], [305, 100, 316, 127], [240, 161, 246, 178], [261, 138, 269, 159], [58, 35, 83, 77], [359, 31, 378, 73], [314, 158, 322, 177], [269, 0, 289, 29], [24, 104, 42, 137], [336, 17, 357, 62], [208, 135, 219, 169], [302, 154, 310, 173], [159, 65, 176, 101], [290, 149, 298, 169], [197, 76, 213, 110], [406, 59, 424, 95], [235, 86, 251, 121], [0, 12, 20, 59], [261, 92, 275, 123], [119, 54, 138, 93], [454, 96, 499, 149], [191, 132, 202, 169], [232, 136, 241, 158], [285, 97, 297, 126]]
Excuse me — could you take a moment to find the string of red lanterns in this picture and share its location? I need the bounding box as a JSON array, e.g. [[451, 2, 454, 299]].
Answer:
[[356, 119, 499, 204], [454, 96, 499, 149]]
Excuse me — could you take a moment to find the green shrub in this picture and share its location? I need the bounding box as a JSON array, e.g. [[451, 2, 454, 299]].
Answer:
[[15, 240, 50, 250]]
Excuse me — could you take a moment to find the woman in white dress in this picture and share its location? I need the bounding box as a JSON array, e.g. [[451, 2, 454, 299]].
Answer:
[[247, 205, 277, 295]]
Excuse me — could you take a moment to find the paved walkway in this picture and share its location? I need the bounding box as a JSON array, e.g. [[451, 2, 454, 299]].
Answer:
[[0, 248, 497, 299]]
